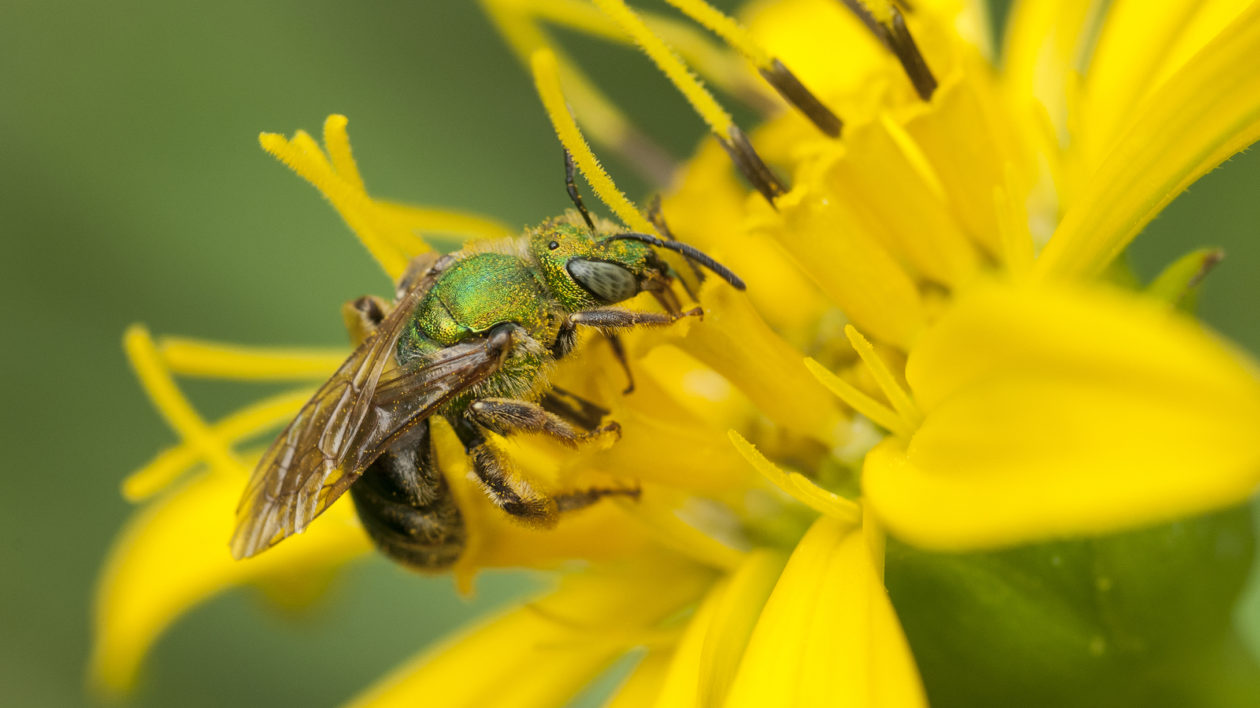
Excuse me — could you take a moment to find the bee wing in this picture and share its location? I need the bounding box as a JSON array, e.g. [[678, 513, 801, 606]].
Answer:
[[230, 254, 518, 559]]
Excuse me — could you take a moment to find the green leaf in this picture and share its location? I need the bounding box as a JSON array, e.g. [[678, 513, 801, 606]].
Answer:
[[883, 504, 1255, 707], [1147, 247, 1225, 311]]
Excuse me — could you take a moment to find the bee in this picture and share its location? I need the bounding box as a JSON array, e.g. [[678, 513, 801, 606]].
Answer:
[[230, 152, 745, 569]]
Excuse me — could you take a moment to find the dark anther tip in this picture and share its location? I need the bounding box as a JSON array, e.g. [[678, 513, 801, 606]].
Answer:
[[719, 125, 788, 208], [759, 58, 843, 138]]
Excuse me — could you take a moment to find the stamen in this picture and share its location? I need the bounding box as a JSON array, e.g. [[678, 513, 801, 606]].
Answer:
[[483, 0, 677, 184], [531, 49, 658, 234], [729, 431, 862, 524], [123, 389, 310, 501], [157, 336, 346, 380], [123, 325, 245, 480], [322, 114, 364, 193], [804, 358, 912, 438], [839, 0, 938, 100], [719, 126, 788, 202], [844, 325, 923, 427], [259, 128, 411, 279], [665, 0, 842, 137], [263, 116, 516, 281], [372, 201, 515, 243], [591, 0, 787, 203], [494, 0, 753, 101]]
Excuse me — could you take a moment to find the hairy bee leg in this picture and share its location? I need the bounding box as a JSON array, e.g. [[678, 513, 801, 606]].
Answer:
[[468, 398, 621, 447], [452, 416, 558, 525], [568, 307, 701, 330], [553, 484, 641, 512], [563, 148, 596, 232], [541, 386, 609, 432], [605, 333, 636, 394]]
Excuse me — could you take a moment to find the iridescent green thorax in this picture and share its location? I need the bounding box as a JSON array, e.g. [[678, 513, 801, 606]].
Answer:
[[403, 252, 558, 352], [527, 211, 653, 311]]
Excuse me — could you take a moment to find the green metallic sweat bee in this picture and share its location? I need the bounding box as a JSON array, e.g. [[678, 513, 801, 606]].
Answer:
[[230, 153, 744, 569]]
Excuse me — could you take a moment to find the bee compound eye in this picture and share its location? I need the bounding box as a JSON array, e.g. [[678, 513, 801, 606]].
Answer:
[[567, 259, 638, 303], [548, 240, 560, 250]]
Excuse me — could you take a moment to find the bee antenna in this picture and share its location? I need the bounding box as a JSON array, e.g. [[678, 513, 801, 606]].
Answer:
[[606, 232, 746, 290]]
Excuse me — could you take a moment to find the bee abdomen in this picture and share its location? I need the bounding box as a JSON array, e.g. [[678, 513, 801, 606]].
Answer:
[[348, 422, 466, 570]]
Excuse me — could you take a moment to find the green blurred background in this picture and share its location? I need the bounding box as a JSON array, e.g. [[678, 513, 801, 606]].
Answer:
[[1, 2, 1257, 706]]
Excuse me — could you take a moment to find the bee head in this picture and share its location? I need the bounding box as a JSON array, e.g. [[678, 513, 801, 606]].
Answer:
[[530, 213, 744, 310]]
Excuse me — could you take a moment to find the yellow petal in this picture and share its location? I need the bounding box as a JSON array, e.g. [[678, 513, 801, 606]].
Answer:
[[653, 550, 784, 707], [1036, 3, 1260, 279], [90, 471, 369, 695], [678, 281, 847, 446], [724, 516, 925, 708], [1000, 0, 1101, 140], [865, 279, 1260, 549], [902, 68, 1035, 258], [834, 113, 981, 287], [1078, 0, 1254, 174], [695, 551, 786, 706], [768, 180, 927, 350], [349, 554, 713, 708]]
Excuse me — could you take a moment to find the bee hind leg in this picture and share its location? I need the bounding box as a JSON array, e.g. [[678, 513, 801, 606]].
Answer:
[[453, 409, 636, 527], [453, 416, 558, 526], [467, 398, 620, 447]]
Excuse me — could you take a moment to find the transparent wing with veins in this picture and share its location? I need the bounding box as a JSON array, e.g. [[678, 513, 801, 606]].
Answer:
[[230, 257, 517, 559]]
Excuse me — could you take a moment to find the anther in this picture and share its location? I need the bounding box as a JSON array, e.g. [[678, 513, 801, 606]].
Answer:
[[759, 59, 843, 137], [592, 0, 790, 204], [719, 125, 788, 205], [664, 0, 842, 137], [838, 0, 938, 100]]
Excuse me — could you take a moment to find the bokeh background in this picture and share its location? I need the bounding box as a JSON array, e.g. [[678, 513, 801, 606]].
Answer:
[[1, 2, 1257, 706]]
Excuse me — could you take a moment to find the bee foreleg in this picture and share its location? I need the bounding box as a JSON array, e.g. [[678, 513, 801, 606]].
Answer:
[[568, 307, 700, 330], [468, 398, 620, 447], [452, 416, 558, 526]]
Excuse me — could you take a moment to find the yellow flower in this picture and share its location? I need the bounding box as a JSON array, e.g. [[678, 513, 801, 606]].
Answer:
[[93, 1, 1260, 706]]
